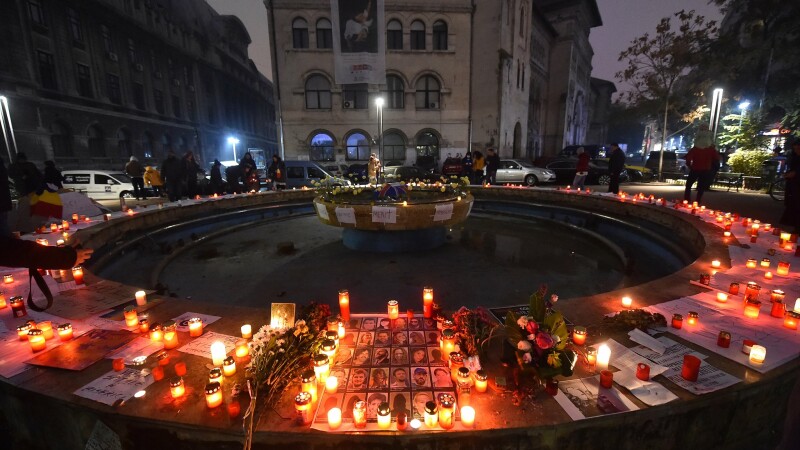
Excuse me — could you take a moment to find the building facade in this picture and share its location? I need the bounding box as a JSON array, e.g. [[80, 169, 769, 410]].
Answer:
[[0, 0, 277, 171]]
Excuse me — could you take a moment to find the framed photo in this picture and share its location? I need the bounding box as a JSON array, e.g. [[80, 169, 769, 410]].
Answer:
[[270, 303, 296, 329]]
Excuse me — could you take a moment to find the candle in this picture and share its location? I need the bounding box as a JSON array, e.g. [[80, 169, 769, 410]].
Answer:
[[135, 290, 147, 306], [326, 316, 339, 333], [461, 406, 476, 428], [4, 274, 14, 284], [56, 239, 65, 246], [781, 231, 792, 243], [169, 377, 185, 398], [474, 370, 488, 393], [163, 321, 178, 349], [423, 287, 434, 318], [313, 354, 330, 383], [235, 339, 250, 358], [301, 370, 317, 402], [205, 368, 221, 386], [138, 318, 149, 333], [744, 299, 761, 319], [572, 326, 587, 345], [744, 282, 761, 299], [686, 311, 699, 326], [241, 324, 252, 339], [396, 412, 408, 431], [320, 338, 336, 362], [174, 362, 187, 376], [325, 330, 339, 348], [71, 267, 84, 285], [437, 393, 455, 430], [717, 331, 731, 348], [387, 299, 399, 320], [377, 402, 392, 429], [17, 323, 33, 341], [10, 296, 27, 318], [37, 320, 54, 340], [123, 306, 138, 327], [0, 292, 6, 309], [777, 261, 790, 276], [157, 351, 170, 366], [742, 339, 756, 355], [771, 289, 786, 303], [456, 367, 472, 391], [724, 231, 731, 238], [764, 271, 773, 280], [151, 366, 164, 381], [338, 289, 350, 322], [337, 321, 345, 339], [223, 356, 236, 377], [210, 341, 227, 366], [205, 382, 222, 408], [599, 370, 614, 388], [50, 223, 58, 232], [586, 347, 597, 366], [746, 259, 757, 269], [424, 401, 438, 427], [729, 283, 739, 295], [760, 258, 771, 268], [716, 292, 729, 303], [149, 323, 163, 342], [596, 344, 611, 371], [795, 299, 800, 313], [784, 311, 800, 330], [325, 375, 338, 393], [749, 345, 766, 365], [28, 329, 46, 352], [57, 323, 73, 341], [681, 355, 701, 382], [72, 213, 79, 224], [328, 407, 342, 430], [352, 400, 367, 429], [711, 260, 721, 268], [449, 352, 464, 382], [636, 363, 650, 381], [188, 317, 203, 337], [112, 358, 125, 371], [621, 296, 633, 308], [441, 329, 457, 361]]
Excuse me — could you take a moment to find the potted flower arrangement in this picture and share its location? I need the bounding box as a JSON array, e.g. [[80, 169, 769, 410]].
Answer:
[[504, 285, 577, 383], [313, 176, 470, 205]]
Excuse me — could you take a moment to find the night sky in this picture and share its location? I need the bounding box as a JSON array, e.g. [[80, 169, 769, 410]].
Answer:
[[206, 0, 724, 96]]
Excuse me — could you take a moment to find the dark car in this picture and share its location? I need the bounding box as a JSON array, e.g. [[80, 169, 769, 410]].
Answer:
[[384, 165, 442, 183], [559, 145, 609, 160], [545, 159, 629, 185], [645, 151, 687, 175], [345, 163, 368, 183], [441, 157, 464, 177]]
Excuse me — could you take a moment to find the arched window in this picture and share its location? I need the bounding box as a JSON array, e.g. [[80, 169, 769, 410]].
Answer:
[[309, 132, 335, 161], [87, 125, 106, 157], [316, 18, 332, 49], [519, 6, 526, 37], [117, 128, 132, 157], [51, 122, 73, 157], [305, 75, 331, 109], [415, 131, 439, 160], [383, 131, 406, 161], [141, 132, 154, 158], [410, 20, 425, 50], [387, 19, 403, 50], [382, 75, 404, 109], [345, 131, 371, 161], [415, 75, 440, 109], [432, 20, 447, 50], [161, 134, 172, 155], [292, 18, 308, 49]]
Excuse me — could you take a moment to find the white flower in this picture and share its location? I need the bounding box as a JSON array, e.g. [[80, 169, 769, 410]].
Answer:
[[517, 340, 532, 352], [276, 339, 285, 347], [278, 348, 285, 353], [517, 316, 529, 329], [522, 353, 533, 363], [551, 294, 559, 303], [527, 334, 537, 341]]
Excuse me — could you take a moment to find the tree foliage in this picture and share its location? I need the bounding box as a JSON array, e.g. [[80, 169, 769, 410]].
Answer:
[[726, 150, 771, 176], [717, 112, 770, 151]]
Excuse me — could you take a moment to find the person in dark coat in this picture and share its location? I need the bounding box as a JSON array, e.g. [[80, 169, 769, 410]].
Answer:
[[124, 156, 145, 200], [607, 143, 626, 194], [485, 148, 500, 185], [43, 160, 64, 190], [210, 160, 223, 194], [268, 155, 286, 190], [240, 152, 257, 174], [461, 151, 472, 178], [181, 151, 200, 198], [780, 140, 800, 233], [225, 165, 244, 193], [683, 128, 719, 203], [160, 151, 183, 201], [1, 158, 12, 237], [8, 152, 43, 196]]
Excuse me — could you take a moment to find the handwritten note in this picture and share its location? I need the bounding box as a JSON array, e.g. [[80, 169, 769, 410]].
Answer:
[[171, 312, 221, 332], [371, 206, 397, 224], [315, 202, 330, 221], [74, 368, 153, 406], [177, 331, 240, 359], [433, 203, 454, 222], [335, 207, 356, 225]]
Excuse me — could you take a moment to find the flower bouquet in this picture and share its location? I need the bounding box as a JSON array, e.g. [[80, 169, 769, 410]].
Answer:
[[504, 285, 577, 382]]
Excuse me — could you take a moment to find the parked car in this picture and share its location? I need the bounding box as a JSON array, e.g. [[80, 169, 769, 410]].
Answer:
[[593, 156, 653, 182], [645, 151, 687, 175], [62, 170, 137, 200], [441, 157, 465, 177], [496, 159, 556, 185], [322, 163, 349, 177], [345, 163, 368, 183], [544, 159, 629, 185], [559, 144, 609, 160], [283, 160, 352, 189], [383, 165, 442, 183]]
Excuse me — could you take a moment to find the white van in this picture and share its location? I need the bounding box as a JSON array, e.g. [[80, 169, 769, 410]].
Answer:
[[62, 170, 136, 200]]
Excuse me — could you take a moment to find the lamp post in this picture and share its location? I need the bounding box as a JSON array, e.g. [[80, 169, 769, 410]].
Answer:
[[709, 88, 724, 143], [738, 101, 750, 129], [227, 137, 240, 162], [375, 97, 384, 180]]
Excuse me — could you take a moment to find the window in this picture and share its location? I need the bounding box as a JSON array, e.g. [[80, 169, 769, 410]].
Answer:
[[292, 18, 309, 49], [67, 8, 83, 43], [415, 76, 440, 109], [316, 18, 332, 49], [37, 51, 57, 90], [287, 166, 305, 179], [387, 20, 403, 50], [410, 20, 425, 50], [117, 129, 132, 157], [383, 132, 406, 161], [172, 95, 181, 118], [132, 82, 145, 109], [127, 38, 137, 63], [50, 122, 73, 157], [101, 25, 114, 53], [519, 6, 526, 37], [87, 125, 106, 157], [432, 20, 447, 50], [95, 174, 117, 185], [416, 131, 439, 159], [27, 0, 46, 27], [141, 132, 154, 158], [304, 75, 331, 109], [154, 89, 164, 114], [106, 74, 121, 104], [382, 75, 404, 109], [75, 64, 92, 98], [307, 166, 325, 179], [161, 134, 172, 154], [346, 132, 371, 161], [310, 132, 335, 161], [343, 83, 368, 109]]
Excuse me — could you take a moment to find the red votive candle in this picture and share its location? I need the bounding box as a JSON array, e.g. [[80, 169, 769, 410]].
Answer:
[[717, 331, 731, 348], [174, 362, 187, 377], [681, 355, 701, 382], [742, 339, 756, 355], [600, 370, 613, 388], [636, 363, 650, 381], [671, 314, 683, 329], [112, 358, 125, 372]]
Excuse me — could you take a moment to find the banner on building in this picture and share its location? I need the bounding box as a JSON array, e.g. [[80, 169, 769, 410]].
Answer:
[[331, 0, 386, 85]]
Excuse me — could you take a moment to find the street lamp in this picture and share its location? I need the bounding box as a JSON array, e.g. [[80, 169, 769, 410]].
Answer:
[[227, 136, 240, 162], [738, 101, 750, 128], [709, 88, 724, 142], [375, 97, 384, 180]]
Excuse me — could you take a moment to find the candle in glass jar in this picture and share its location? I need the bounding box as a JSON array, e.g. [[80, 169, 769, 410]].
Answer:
[[599, 370, 614, 388], [764, 271, 773, 280], [377, 402, 392, 429], [71, 213, 79, 224], [572, 326, 587, 345], [134, 290, 147, 306], [222, 356, 236, 377], [38, 321, 54, 340], [461, 406, 476, 428], [746, 259, 757, 268], [711, 260, 721, 268], [437, 393, 455, 430], [17, 323, 32, 340], [441, 330, 457, 360], [338, 289, 350, 322], [760, 258, 771, 268], [300, 370, 317, 402], [423, 287, 434, 318], [207, 368, 222, 386], [716, 292, 729, 303], [729, 283, 740, 295], [56, 239, 64, 247], [328, 407, 342, 430], [396, 412, 408, 431], [123, 306, 138, 327], [4, 274, 14, 284], [681, 355, 701, 381], [169, 377, 185, 398], [325, 375, 338, 393], [424, 401, 438, 427], [448, 352, 464, 382], [0, 292, 6, 309], [473, 370, 488, 393], [204, 382, 222, 408], [57, 323, 73, 341], [717, 331, 731, 348], [162, 321, 178, 349], [777, 261, 790, 276], [597, 344, 611, 371], [784, 311, 800, 330], [724, 231, 731, 238], [686, 311, 699, 326], [313, 354, 330, 383], [744, 299, 761, 319], [210, 341, 227, 366], [586, 347, 597, 366], [10, 296, 26, 318], [149, 323, 163, 342], [387, 300, 399, 320], [636, 363, 650, 381], [104, 213, 111, 221], [771, 289, 786, 303], [337, 321, 345, 339], [621, 296, 633, 309], [352, 400, 367, 429], [749, 345, 766, 365], [138, 318, 149, 333], [50, 223, 58, 232], [28, 329, 46, 352], [188, 317, 203, 337], [241, 324, 252, 339], [112, 358, 125, 372], [71, 267, 84, 285]]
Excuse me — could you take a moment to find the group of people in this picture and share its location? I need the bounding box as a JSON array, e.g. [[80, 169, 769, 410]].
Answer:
[[5, 152, 67, 196], [462, 148, 500, 185]]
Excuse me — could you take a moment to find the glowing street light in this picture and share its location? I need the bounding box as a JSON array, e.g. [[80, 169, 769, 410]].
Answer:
[[738, 101, 750, 128], [227, 136, 240, 162], [709, 88, 724, 142], [375, 97, 384, 180]]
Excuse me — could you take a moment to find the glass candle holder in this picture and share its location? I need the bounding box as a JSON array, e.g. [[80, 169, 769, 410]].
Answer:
[[0, 292, 6, 309], [325, 375, 338, 393], [328, 407, 342, 430], [38, 321, 54, 340], [423, 286, 434, 318], [586, 347, 597, 367], [387, 300, 399, 320], [784, 311, 800, 330], [621, 296, 633, 308], [456, 366, 472, 391], [600, 370, 614, 388], [441, 329, 457, 360], [437, 393, 456, 430], [210, 341, 227, 366], [338, 289, 350, 323], [235, 339, 250, 359], [10, 296, 26, 318], [325, 331, 339, 348], [686, 311, 699, 326], [123, 306, 138, 328], [209, 367, 223, 385], [777, 261, 790, 276], [188, 317, 203, 337], [744, 282, 761, 300], [449, 352, 464, 382], [771, 299, 786, 318], [240, 324, 252, 339], [320, 338, 337, 362], [461, 406, 476, 428], [746, 259, 757, 269], [474, 369, 488, 393], [716, 292, 729, 303], [636, 363, 650, 381], [744, 299, 761, 319], [17, 323, 33, 341], [71, 267, 84, 285], [313, 354, 330, 383], [760, 258, 771, 268], [717, 331, 731, 348], [729, 283, 740, 295], [169, 377, 185, 398], [205, 382, 222, 408], [3, 274, 13, 284], [742, 339, 756, 355], [377, 402, 392, 429], [223, 356, 236, 377], [749, 345, 766, 365], [149, 323, 164, 342], [138, 318, 149, 334], [295, 392, 313, 425], [396, 411, 408, 431], [572, 326, 587, 345], [57, 323, 73, 341], [352, 400, 367, 429], [28, 329, 46, 352], [424, 401, 438, 427], [301, 369, 317, 402], [326, 316, 340, 333]]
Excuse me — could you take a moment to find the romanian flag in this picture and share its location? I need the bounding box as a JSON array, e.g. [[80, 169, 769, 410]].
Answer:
[[29, 190, 63, 219], [376, 183, 407, 200]]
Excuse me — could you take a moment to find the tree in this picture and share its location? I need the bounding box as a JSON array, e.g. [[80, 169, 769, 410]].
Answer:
[[717, 111, 769, 151], [616, 10, 718, 179]]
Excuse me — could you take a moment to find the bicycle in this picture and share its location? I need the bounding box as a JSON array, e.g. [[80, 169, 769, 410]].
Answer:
[[768, 176, 785, 202]]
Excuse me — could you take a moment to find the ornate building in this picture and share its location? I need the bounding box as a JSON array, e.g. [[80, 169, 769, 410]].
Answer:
[[0, 0, 277, 170]]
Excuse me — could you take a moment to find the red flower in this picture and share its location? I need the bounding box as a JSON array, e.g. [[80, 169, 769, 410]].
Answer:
[[526, 320, 539, 335], [535, 333, 554, 350]]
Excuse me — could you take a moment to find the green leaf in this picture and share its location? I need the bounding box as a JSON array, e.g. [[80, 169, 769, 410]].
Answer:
[[504, 312, 523, 346], [528, 292, 546, 323], [543, 311, 569, 351]]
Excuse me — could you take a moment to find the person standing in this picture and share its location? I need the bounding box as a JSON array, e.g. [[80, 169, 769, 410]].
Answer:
[[607, 143, 625, 194], [143, 166, 163, 197], [684, 127, 719, 203], [124, 156, 145, 200], [43, 160, 64, 190], [8, 152, 43, 196], [461, 151, 472, 178], [780, 140, 800, 233], [472, 151, 485, 185], [268, 155, 286, 190], [572, 147, 590, 189], [485, 148, 500, 185], [160, 151, 182, 201], [368, 153, 381, 184], [181, 151, 199, 198], [209, 160, 223, 194]]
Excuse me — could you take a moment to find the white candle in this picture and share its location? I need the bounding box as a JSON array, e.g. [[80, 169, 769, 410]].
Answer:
[[597, 344, 611, 371], [749, 345, 766, 365], [621, 296, 633, 308], [325, 375, 338, 393], [327, 407, 342, 430], [210, 341, 227, 366], [135, 290, 147, 306], [794, 298, 800, 313], [461, 406, 475, 428], [241, 324, 252, 339], [711, 260, 721, 268]]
